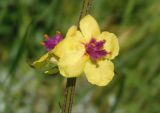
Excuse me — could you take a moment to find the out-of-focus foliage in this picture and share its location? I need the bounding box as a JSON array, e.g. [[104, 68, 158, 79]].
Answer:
[[0, 0, 160, 113]]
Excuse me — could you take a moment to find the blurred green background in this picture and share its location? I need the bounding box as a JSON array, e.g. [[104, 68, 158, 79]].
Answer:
[[0, 0, 160, 113]]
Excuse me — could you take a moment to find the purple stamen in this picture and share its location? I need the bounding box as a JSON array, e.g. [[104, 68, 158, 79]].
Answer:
[[85, 38, 108, 61], [43, 32, 63, 51]]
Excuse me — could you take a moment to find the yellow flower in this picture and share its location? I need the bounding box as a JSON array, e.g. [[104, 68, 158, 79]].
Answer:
[[52, 15, 119, 86]]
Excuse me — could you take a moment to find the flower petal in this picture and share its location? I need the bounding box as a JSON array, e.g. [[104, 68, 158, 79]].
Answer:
[[32, 53, 58, 74], [51, 39, 65, 57], [66, 26, 78, 37], [80, 15, 100, 39], [53, 25, 88, 77], [52, 26, 83, 57], [98, 32, 119, 59], [59, 55, 88, 77], [58, 38, 88, 77], [84, 60, 114, 86]]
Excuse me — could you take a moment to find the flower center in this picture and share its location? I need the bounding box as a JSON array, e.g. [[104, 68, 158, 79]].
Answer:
[[84, 38, 108, 61], [41, 32, 63, 51]]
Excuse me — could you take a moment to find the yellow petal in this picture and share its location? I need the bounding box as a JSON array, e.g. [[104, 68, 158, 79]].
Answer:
[[80, 15, 100, 40], [32, 53, 58, 74], [51, 25, 86, 77], [59, 56, 88, 77], [52, 26, 83, 57], [51, 39, 65, 57], [98, 32, 119, 59], [57, 31, 88, 77], [66, 26, 78, 37], [84, 60, 114, 86]]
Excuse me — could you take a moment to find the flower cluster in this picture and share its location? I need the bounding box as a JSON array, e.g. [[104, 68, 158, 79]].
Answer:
[[32, 15, 119, 86]]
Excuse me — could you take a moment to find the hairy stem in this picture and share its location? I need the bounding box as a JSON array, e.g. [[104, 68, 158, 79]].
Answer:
[[61, 0, 92, 113], [61, 78, 76, 113], [78, 0, 92, 25]]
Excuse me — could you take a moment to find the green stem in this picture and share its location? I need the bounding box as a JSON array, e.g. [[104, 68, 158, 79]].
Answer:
[[61, 0, 92, 113], [61, 78, 76, 113]]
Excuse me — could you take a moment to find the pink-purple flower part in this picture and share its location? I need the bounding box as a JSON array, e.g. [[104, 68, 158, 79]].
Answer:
[[42, 32, 63, 51], [84, 38, 109, 61]]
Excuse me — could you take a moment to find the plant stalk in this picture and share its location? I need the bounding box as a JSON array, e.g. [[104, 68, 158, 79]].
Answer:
[[61, 0, 92, 113]]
